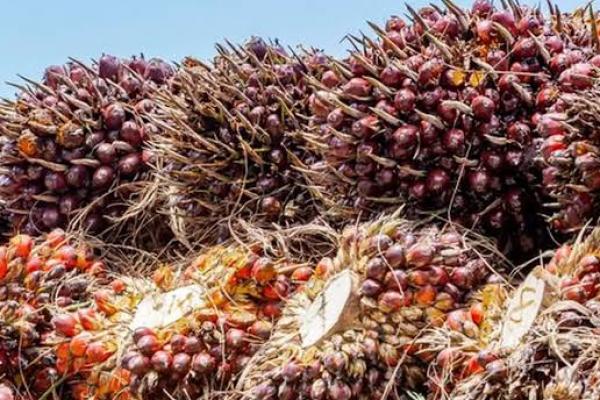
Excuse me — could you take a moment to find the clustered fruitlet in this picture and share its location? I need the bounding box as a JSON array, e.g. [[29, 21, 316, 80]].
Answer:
[[241, 216, 505, 400], [150, 38, 334, 242], [0, 229, 108, 399], [0, 54, 172, 235], [305, 0, 600, 254]]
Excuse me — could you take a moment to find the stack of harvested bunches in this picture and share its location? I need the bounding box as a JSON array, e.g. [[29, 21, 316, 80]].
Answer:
[[1, 0, 600, 399]]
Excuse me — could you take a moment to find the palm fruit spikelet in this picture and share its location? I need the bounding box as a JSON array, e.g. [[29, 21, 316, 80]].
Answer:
[[425, 227, 600, 400], [43, 243, 312, 400], [305, 0, 600, 255], [236, 214, 507, 400], [149, 37, 334, 244], [0, 54, 173, 240], [0, 228, 110, 399]]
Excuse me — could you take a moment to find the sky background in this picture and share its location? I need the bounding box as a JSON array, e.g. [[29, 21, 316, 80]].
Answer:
[[0, 0, 583, 98]]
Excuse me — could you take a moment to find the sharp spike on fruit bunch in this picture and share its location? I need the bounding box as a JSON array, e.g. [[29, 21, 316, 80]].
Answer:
[[236, 215, 508, 399], [0, 229, 111, 398], [38, 243, 310, 400], [148, 37, 336, 244], [0, 54, 173, 244], [422, 227, 600, 400], [304, 0, 600, 256]]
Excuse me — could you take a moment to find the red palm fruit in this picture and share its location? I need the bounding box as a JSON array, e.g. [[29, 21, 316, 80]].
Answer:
[[86, 341, 114, 363], [343, 78, 371, 97], [111, 279, 126, 294], [46, 229, 66, 248], [315, 257, 334, 277], [191, 352, 216, 374], [79, 308, 102, 331], [406, 243, 433, 268], [94, 290, 118, 315], [151, 350, 173, 373], [52, 313, 80, 337], [248, 320, 273, 339], [251, 258, 277, 283], [469, 303, 485, 325], [226, 328, 245, 348], [415, 285, 436, 305], [445, 309, 468, 331], [170, 334, 187, 353], [172, 353, 191, 374], [184, 337, 202, 354], [0, 246, 7, 280], [55, 244, 78, 269], [471, 96, 495, 121], [10, 234, 32, 258], [69, 332, 92, 357], [126, 354, 150, 375], [465, 355, 485, 375], [378, 291, 406, 311], [291, 266, 313, 282], [136, 335, 161, 356]]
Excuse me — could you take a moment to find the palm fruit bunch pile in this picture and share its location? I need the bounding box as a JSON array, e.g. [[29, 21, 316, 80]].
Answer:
[[0, 229, 109, 399], [41, 243, 310, 400], [0, 54, 173, 237], [237, 214, 507, 400], [304, 0, 600, 254], [149, 38, 333, 242], [418, 228, 600, 400]]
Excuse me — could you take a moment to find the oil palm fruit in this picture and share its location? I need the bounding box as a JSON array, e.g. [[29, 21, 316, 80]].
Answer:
[[238, 214, 507, 399], [0, 54, 173, 238], [149, 38, 334, 243]]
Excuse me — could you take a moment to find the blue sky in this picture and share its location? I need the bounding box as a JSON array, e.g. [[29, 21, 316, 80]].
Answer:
[[0, 0, 583, 98]]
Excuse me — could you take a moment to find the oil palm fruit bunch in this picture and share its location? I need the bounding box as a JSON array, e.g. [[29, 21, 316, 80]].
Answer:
[[237, 214, 507, 399], [45, 243, 309, 400], [0, 54, 173, 237], [0, 229, 109, 399], [306, 0, 600, 254], [424, 228, 600, 400], [149, 38, 333, 243], [539, 85, 600, 233]]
